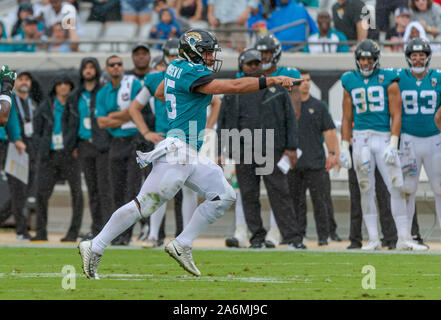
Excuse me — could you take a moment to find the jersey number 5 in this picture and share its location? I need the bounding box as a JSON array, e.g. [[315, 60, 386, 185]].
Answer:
[[164, 78, 177, 119], [351, 86, 385, 114]]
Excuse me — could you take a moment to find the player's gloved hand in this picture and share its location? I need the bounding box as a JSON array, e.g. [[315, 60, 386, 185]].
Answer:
[[383, 135, 399, 165], [339, 140, 352, 169], [0, 65, 17, 96]]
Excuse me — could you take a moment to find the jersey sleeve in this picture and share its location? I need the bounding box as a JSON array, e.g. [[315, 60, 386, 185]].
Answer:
[[340, 71, 353, 92], [383, 69, 400, 86], [131, 78, 143, 99], [283, 67, 301, 79], [181, 65, 214, 93], [6, 103, 21, 142]]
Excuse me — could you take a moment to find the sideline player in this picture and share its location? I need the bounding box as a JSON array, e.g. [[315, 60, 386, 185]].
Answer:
[[0, 66, 17, 126], [398, 38, 441, 237], [78, 29, 302, 279], [339, 39, 426, 251]]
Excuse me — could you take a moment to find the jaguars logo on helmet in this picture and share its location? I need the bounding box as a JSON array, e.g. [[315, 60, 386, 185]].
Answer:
[[179, 29, 222, 72]]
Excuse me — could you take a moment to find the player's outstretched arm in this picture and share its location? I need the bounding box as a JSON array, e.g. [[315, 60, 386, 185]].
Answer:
[[195, 76, 302, 95], [435, 107, 441, 132]]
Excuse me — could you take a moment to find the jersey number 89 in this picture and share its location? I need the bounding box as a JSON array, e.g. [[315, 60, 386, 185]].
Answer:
[[351, 86, 385, 114], [401, 90, 437, 115]]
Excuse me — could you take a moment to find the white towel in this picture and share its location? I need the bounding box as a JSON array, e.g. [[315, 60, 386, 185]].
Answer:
[[117, 75, 137, 130]]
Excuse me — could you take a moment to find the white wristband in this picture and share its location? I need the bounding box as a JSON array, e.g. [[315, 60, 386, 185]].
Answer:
[[0, 95, 11, 105], [390, 135, 399, 149], [342, 140, 350, 151]]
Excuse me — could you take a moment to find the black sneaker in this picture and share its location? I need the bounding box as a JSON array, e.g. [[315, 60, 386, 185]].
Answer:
[[60, 234, 77, 242], [31, 234, 48, 241], [249, 242, 266, 249], [289, 242, 307, 249], [225, 237, 239, 248], [347, 242, 362, 249], [330, 233, 342, 242], [318, 239, 328, 246]]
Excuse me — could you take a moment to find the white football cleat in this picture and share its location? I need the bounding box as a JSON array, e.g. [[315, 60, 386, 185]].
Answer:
[[165, 239, 201, 277], [141, 237, 161, 249], [234, 224, 249, 248], [396, 239, 429, 251], [78, 240, 102, 280], [361, 240, 381, 251]]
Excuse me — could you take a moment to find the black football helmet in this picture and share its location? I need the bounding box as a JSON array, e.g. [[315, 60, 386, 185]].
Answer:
[[254, 34, 282, 71], [405, 38, 432, 73], [178, 29, 222, 72], [162, 38, 180, 65], [238, 48, 262, 72], [354, 39, 380, 77]]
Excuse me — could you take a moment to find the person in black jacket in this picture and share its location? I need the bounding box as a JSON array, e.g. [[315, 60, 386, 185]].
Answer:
[[0, 70, 39, 240], [32, 74, 83, 241], [217, 48, 304, 249], [67, 57, 114, 240]]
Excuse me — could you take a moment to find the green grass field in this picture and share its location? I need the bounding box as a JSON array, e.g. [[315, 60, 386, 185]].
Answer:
[[0, 246, 440, 300]]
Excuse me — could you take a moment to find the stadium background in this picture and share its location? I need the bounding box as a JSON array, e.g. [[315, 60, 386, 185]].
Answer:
[[0, 0, 439, 243]]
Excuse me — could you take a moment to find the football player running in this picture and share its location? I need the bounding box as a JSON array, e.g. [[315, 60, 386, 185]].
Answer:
[[340, 39, 427, 251], [398, 38, 441, 242], [0, 65, 17, 126], [78, 29, 302, 279]]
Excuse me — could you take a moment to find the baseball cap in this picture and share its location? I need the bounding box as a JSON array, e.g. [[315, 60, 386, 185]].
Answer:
[[394, 7, 411, 17], [132, 43, 150, 53]]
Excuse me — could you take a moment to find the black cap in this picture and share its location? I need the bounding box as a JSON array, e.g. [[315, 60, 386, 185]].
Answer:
[[132, 43, 150, 53], [241, 49, 262, 63], [22, 17, 38, 26]]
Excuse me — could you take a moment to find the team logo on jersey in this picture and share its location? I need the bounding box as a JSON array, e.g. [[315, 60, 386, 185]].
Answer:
[[122, 93, 130, 101], [269, 86, 276, 93], [308, 108, 315, 114], [364, 79, 369, 84], [185, 32, 202, 45], [416, 80, 422, 87], [378, 74, 384, 83], [432, 78, 437, 87]]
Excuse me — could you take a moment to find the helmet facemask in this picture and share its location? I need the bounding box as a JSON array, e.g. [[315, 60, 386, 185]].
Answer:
[[406, 48, 431, 75], [356, 51, 379, 78]]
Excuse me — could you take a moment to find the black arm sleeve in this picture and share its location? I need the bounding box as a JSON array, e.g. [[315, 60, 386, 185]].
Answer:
[[189, 74, 216, 93], [284, 90, 298, 150]]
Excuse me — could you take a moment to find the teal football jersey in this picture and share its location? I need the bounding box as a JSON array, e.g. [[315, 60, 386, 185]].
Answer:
[[164, 59, 213, 150], [398, 68, 441, 137], [341, 68, 399, 132], [144, 71, 169, 135]]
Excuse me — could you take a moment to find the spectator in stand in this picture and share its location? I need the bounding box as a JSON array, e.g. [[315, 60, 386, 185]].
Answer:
[[47, 22, 79, 53], [10, 3, 45, 39], [151, 0, 169, 26], [376, 0, 408, 33], [303, 11, 350, 53], [87, 0, 121, 24], [0, 21, 10, 52], [207, 0, 259, 52], [410, 0, 441, 41], [7, 0, 45, 29], [248, 3, 268, 36], [267, 0, 318, 51], [173, 0, 203, 22], [403, 21, 441, 52], [332, 0, 368, 50], [149, 8, 181, 47], [121, 0, 154, 25], [11, 17, 47, 52], [385, 7, 411, 52], [42, 0, 83, 36]]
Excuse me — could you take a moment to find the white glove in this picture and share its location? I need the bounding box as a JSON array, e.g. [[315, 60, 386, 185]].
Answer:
[[339, 140, 352, 169], [383, 135, 399, 165]]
